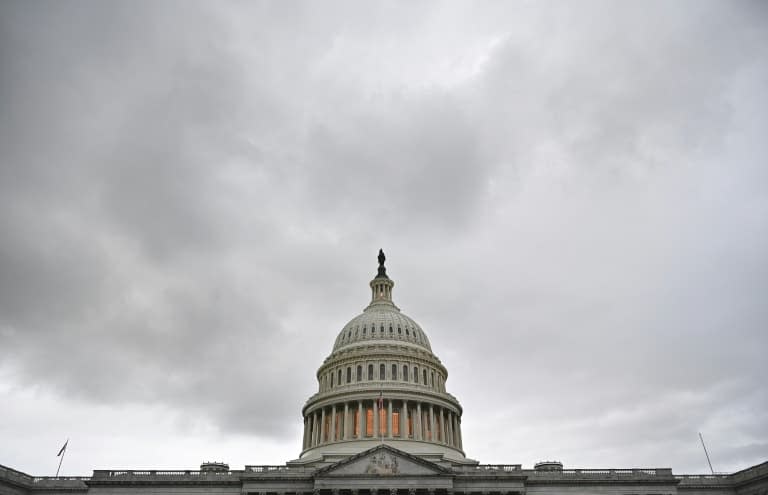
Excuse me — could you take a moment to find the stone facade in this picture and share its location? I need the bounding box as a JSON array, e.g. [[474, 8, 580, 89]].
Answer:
[[2, 253, 766, 495], [3, 453, 767, 495]]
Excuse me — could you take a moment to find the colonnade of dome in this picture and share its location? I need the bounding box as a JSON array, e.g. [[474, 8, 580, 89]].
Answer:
[[302, 398, 463, 450], [300, 251, 466, 463]]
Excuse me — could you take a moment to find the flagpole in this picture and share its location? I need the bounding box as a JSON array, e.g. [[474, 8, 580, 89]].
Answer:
[[55, 439, 68, 477]]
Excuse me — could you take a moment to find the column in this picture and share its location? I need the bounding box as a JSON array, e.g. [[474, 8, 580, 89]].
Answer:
[[330, 405, 336, 442], [447, 411, 454, 447], [301, 417, 307, 449], [435, 407, 445, 443], [387, 399, 393, 439], [401, 400, 408, 438], [416, 403, 422, 440], [373, 397, 379, 438], [437, 408, 443, 443], [451, 414, 459, 447], [357, 400, 363, 439], [312, 411, 319, 446], [343, 402, 349, 440], [457, 417, 463, 449], [320, 408, 326, 444], [442, 409, 448, 444], [429, 404, 435, 441]]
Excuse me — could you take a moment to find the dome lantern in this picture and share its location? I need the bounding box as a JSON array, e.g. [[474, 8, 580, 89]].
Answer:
[[369, 249, 395, 307]]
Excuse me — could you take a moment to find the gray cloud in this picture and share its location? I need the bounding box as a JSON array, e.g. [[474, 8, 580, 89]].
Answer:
[[0, 0, 766, 475]]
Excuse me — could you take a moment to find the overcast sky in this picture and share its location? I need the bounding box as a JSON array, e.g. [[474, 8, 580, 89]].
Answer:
[[1, 0, 767, 477]]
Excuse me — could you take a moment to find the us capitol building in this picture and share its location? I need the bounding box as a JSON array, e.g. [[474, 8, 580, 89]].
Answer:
[[2, 252, 766, 495]]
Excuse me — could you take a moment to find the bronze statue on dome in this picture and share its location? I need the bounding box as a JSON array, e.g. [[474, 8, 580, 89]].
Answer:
[[377, 249, 388, 278]]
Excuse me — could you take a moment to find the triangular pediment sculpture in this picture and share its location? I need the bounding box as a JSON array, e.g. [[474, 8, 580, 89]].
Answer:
[[316, 445, 451, 477]]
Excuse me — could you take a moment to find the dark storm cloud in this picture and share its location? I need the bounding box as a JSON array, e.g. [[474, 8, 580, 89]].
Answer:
[[0, 0, 766, 473]]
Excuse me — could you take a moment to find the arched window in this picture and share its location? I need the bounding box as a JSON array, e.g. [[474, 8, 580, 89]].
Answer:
[[380, 364, 386, 380], [431, 371, 435, 388], [397, 327, 402, 334], [403, 365, 408, 381], [392, 364, 398, 380], [414, 366, 419, 383], [330, 373, 334, 388], [389, 325, 393, 333], [363, 326, 366, 334], [406, 328, 410, 336], [347, 367, 351, 383], [338, 369, 342, 385], [368, 364, 373, 380], [423, 369, 427, 384], [380, 324, 384, 333], [357, 365, 362, 381]]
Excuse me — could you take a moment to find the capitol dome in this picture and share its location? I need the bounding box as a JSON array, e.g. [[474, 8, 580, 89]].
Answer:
[[298, 250, 470, 465]]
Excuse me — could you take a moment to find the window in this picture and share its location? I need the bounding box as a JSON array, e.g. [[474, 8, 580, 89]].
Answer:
[[347, 367, 351, 383], [423, 369, 427, 384], [389, 325, 393, 333], [368, 364, 373, 380], [380, 324, 384, 333], [379, 407, 386, 435], [403, 365, 408, 381], [406, 328, 410, 336], [356, 365, 362, 382], [330, 373, 334, 388], [380, 364, 385, 380], [338, 369, 342, 385], [363, 326, 367, 334], [398, 327, 402, 334], [431, 371, 435, 387], [392, 364, 397, 380], [392, 408, 400, 436], [366, 408, 374, 436], [414, 366, 419, 383]]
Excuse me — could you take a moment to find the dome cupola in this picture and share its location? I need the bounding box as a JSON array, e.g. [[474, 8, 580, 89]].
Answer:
[[298, 251, 468, 465]]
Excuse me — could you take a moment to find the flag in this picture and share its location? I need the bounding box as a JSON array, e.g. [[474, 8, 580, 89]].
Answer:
[[57, 440, 68, 457]]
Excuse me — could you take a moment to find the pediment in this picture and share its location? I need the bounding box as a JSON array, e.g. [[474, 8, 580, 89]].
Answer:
[[317, 445, 450, 477]]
